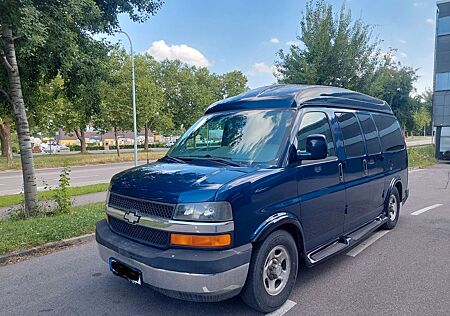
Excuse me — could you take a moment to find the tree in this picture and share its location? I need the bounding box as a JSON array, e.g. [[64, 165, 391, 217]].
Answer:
[[96, 49, 133, 156], [158, 60, 248, 130], [0, 0, 163, 214], [135, 54, 172, 150], [275, 0, 380, 94], [369, 54, 418, 131], [218, 71, 248, 99]]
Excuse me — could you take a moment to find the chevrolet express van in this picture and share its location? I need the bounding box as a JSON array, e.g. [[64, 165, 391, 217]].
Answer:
[[96, 85, 408, 313]]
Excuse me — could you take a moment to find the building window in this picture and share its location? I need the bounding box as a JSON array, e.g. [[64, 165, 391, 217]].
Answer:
[[436, 72, 450, 91], [438, 16, 450, 36]]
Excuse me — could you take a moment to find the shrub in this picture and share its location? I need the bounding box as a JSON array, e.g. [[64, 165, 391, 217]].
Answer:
[[53, 166, 72, 213]]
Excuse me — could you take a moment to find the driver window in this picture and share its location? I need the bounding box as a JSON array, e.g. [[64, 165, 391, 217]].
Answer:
[[297, 112, 336, 157]]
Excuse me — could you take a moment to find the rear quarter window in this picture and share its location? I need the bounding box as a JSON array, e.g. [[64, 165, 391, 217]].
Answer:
[[372, 114, 405, 152]]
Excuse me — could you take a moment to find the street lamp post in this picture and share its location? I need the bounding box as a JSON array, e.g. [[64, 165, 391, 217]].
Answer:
[[118, 30, 138, 167]]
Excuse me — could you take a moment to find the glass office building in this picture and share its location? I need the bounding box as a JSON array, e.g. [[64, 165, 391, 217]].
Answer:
[[434, 1, 450, 159]]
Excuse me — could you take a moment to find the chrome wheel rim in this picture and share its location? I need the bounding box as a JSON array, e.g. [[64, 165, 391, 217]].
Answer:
[[388, 194, 398, 221], [263, 245, 291, 296]]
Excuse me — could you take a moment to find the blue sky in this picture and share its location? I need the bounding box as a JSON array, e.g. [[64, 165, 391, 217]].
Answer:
[[111, 0, 437, 94]]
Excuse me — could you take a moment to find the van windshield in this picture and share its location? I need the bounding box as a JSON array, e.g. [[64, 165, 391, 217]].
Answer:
[[167, 109, 294, 165]]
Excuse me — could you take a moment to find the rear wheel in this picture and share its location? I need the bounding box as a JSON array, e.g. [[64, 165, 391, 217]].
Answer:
[[382, 187, 400, 230], [240, 230, 298, 313]]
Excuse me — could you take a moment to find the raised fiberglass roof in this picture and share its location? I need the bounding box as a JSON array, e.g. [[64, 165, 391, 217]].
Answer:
[[205, 84, 393, 115]]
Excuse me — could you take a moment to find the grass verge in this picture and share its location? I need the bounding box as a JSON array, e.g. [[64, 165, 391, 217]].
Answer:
[[0, 183, 109, 208], [0, 202, 104, 255], [408, 145, 437, 169], [0, 150, 166, 171]]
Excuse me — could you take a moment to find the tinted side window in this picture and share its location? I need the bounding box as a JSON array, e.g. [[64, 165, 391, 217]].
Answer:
[[336, 112, 365, 158], [357, 113, 381, 155], [373, 114, 405, 152], [297, 112, 336, 156]]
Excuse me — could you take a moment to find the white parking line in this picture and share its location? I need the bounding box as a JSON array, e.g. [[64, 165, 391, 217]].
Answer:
[[266, 300, 297, 316], [346, 231, 390, 257], [411, 204, 443, 216]]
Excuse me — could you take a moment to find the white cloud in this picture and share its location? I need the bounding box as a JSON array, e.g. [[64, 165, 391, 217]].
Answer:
[[147, 40, 210, 67], [399, 52, 408, 59], [270, 37, 280, 44], [426, 18, 434, 25], [249, 62, 275, 75], [398, 39, 407, 44]]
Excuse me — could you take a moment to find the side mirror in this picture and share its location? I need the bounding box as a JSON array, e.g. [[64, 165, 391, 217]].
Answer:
[[297, 134, 328, 161]]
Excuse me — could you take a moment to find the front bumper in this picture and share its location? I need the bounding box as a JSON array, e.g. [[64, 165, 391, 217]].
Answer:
[[96, 220, 252, 302]]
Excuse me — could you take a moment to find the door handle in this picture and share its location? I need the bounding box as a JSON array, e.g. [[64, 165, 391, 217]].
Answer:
[[363, 159, 368, 176], [338, 163, 344, 182]]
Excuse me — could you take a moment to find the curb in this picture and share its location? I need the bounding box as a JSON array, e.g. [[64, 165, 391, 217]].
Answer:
[[0, 233, 95, 264]]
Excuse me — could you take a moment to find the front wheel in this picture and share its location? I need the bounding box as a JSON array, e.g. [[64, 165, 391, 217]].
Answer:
[[382, 187, 400, 230], [240, 230, 298, 313]]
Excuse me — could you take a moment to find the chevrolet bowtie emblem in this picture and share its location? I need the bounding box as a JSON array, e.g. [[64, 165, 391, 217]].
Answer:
[[123, 211, 141, 225]]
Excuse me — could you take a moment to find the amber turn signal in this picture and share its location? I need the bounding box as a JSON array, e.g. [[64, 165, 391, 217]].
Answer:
[[170, 233, 231, 247]]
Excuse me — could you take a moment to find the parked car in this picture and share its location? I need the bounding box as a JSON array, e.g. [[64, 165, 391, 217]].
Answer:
[[95, 85, 408, 313], [165, 140, 175, 147]]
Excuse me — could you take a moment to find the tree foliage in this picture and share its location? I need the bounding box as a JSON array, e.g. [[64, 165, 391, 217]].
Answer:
[[275, 0, 380, 93], [0, 0, 163, 214], [275, 0, 424, 132]]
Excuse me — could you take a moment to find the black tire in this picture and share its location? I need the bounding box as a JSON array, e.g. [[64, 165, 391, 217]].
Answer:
[[382, 187, 400, 230], [240, 230, 298, 313]]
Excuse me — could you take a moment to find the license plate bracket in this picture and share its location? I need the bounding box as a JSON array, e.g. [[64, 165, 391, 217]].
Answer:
[[109, 258, 142, 285]]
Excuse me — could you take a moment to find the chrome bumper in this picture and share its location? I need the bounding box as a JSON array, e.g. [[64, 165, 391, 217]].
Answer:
[[97, 243, 249, 300]]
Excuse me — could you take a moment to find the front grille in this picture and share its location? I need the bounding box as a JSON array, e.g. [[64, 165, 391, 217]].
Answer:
[[109, 217, 170, 247], [108, 193, 175, 219]]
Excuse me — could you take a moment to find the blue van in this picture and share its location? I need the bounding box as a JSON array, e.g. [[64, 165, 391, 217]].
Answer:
[[96, 85, 408, 313]]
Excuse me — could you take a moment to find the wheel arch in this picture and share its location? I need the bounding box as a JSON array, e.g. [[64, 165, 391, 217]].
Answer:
[[386, 176, 402, 204], [250, 212, 306, 258]]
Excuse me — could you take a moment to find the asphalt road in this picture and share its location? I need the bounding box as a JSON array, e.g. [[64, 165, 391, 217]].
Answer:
[[1, 163, 449, 316], [0, 161, 148, 195]]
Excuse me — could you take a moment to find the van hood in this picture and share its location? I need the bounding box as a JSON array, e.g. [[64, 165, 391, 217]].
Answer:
[[109, 161, 251, 204]]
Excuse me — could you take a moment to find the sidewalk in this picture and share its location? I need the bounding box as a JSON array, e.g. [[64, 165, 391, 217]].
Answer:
[[0, 191, 107, 220]]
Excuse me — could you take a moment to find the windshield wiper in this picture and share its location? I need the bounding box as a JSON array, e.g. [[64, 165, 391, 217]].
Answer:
[[189, 155, 242, 167], [163, 155, 187, 164]]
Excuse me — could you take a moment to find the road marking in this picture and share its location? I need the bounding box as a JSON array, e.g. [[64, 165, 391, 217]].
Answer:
[[346, 231, 390, 257], [266, 300, 296, 316], [411, 204, 443, 216]]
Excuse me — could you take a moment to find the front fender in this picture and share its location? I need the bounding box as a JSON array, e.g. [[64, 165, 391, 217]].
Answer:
[[250, 212, 306, 256]]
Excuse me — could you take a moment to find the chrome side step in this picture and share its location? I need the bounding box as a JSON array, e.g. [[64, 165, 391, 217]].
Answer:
[[306, 216, 388, 265]]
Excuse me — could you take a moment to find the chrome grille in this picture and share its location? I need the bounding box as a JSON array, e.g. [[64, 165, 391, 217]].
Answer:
[[108, 193, 175, 219], [109, 217, 170, 247]]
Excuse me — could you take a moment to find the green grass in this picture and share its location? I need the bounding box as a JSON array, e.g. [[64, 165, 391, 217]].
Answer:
[[0, 183, 109, 208], [0, 203, 104, 255], [0, 151, 166, 171], [408, 145, 437, 169]]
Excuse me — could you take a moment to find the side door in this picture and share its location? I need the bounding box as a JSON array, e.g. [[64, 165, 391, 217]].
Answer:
[[335, 112, 370, 232], [356, 113, 385, 218], [296, 110, 346, 251]]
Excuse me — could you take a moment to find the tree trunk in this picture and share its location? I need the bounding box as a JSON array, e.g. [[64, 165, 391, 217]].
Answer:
[[74, 128, 87, 154], [1, 25, 38, 213], [144, 122, 149, 151], [114, 127, 120, 157], [0, 118, 13, 165]]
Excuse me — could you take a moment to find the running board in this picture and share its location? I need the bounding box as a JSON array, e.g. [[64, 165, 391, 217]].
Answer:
[[306, 216, 388, 265]]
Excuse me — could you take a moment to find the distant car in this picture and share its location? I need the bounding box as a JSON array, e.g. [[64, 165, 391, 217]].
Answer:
[[41, 144, 70, 154], [165, 141, 175, 147]]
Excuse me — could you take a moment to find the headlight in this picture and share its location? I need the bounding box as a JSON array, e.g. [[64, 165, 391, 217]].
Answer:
[[173, 202, 233, 222]]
